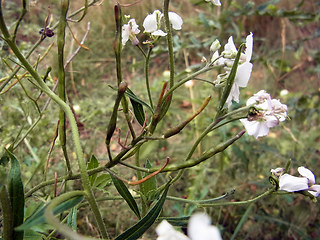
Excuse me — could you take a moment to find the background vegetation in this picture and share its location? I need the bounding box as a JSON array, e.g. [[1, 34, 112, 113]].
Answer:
[[0, 0, 319, 239]]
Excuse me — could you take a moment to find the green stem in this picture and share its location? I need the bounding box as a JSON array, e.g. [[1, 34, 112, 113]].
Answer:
[[12, 0, 27, 42], [58, 0, 72, 175], [145, 46, 154, 109], [150, 130, 245, 172], [163, 0, 174, 89], [0, 186, 13, 240], [186, 105, 251, 160], [113, 4, 136, 140], [199, 188, 275, 207], [162, 64, 215, 101], [167, 189, 235, 204], [136, 44, 147, 58], [0, 5, 108, 238]]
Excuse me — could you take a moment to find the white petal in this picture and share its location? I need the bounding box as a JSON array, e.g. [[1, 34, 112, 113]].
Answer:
[[245, 32, 253, 62], [298, 166, 316, 185], [211, 50, 220, 63], [205, 0, 222, 6], [308, 185, 320, 197], [279, 174, 309, 192], [240, 119, 270, 139], [151, 30, 167, 36], [271, 168, 284, 177], [143, 12, 158, 33], [226, 83, 240, 107], [270, 99, 287, 121], [264, 115, 279, 128], [224, 36, 237, 53], [156, 220, 190, 240], [128, 19, 140, 34], [188, 213, 222, 240], [121, 25, 130, 45], [246, 90, 270, 106], [169, 12, 183, 30], [235, 62, 252, 87]]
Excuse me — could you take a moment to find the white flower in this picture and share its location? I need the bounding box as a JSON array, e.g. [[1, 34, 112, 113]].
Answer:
[[240, 90, 287, 139], [122, 19, 140, 46], [156, 220, 189, 240], [168, 12, 183, 30], [143, 10, 162, 33], [143, 10, 183, 36], [205, 0, 222, 6], [271, 166, 320, 197], [156, 213, 222, 240], [225, 33, 253, 107], [188, 213, 222, 240]]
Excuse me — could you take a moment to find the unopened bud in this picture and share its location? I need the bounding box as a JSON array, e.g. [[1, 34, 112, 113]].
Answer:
[[210, 39, 221, 52], [201, 56, 207, 62]]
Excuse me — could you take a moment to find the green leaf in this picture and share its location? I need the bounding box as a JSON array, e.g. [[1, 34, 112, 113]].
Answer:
[[16, 195, 84, 231], [87, 155, 99, 185], [217, 44, 244, 115], [158, 216, 189, 227], [94, 173, 112, 189], [126, 88, 145, 126], [6, 150, 25, 240], [115, 184, 170, 240], [67, 207, 78, 231], [141, 160, 157, 204], [23, 230, 45, 240], [109, 85, 153, 113], [111, 175, 141, 219]]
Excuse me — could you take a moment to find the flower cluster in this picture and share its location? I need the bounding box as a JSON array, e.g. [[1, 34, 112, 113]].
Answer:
[[122, 10, 183, 46], [212, 33, 253, 107], [143, 10, 183, 36], [156, 213, 222, 240], [271, 166, 320, 197], [240, 90, 287, 139]]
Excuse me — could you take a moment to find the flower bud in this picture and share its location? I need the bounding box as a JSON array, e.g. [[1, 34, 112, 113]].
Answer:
[[210, 39, 221, 52]]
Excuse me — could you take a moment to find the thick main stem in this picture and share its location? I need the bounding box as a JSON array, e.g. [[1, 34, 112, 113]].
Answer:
[[58, 0, 72, 175]]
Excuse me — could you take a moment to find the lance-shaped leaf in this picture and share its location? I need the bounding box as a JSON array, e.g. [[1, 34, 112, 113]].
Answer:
[[127, 88, 145, 126], [140, 160, 157, 204], [158, 216, 190, 227], [115, 184, 170, 240], [67, 207, 78, 231], [111, 174, 141, 219], [125, 88, 153, 113], [109, 85, 154, 114], [217, 44, 244, 117], [16, 195, 83, 231], [87, 155, 99, 186], [7, 150, 25, 240]]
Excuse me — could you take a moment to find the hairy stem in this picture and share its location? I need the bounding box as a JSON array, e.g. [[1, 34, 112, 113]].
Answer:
[[0, 186, 13, 240], [58, 0, 72, 175]]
